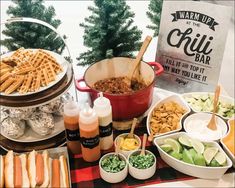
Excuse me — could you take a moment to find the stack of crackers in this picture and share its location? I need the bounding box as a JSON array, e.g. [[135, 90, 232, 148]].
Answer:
[[0, 48, 63, 94]]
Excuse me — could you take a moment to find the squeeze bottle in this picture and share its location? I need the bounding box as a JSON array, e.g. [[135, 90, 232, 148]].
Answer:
[[79, 103, 101, 162], [63, 99, 81, 154], [94, 92, 113, 150]]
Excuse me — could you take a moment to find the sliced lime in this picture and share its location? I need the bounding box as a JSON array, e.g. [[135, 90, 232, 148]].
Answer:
[[194, 153, 206, 166], [214, 152, 227, 166], [189, 148, 197, 159], [178, 136, 192, 147], [190, 138, 205, 154], [164, 138, 182, 153], [209, 159, 221, 167], [203, 147, 219, 164], [182, 149, 194, 164], [169, 151, 182, 160], [160, 144, 173, 153]]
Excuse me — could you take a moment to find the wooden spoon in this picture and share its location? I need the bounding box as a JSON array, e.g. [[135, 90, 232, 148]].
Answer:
[[127, 36, 152, 86], [207, 85, 221, 130], [140, 134, 147, 156], [115, 137, 121, 155], [126, 118, 138, 138], [148, 131, 154, 142]]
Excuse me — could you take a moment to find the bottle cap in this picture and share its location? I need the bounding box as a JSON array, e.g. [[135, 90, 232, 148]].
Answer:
[[63, 98, 80, 116], [79, 102, 97, 124], [94, 92, 111, 114]]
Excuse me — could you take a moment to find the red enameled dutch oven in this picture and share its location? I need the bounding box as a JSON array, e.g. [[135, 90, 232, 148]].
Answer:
[[75, 57, 163, 121]]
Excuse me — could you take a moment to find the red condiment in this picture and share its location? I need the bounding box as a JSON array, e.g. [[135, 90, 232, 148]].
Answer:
[[79, 103, 101, 162], [63, 100, 81, 154]]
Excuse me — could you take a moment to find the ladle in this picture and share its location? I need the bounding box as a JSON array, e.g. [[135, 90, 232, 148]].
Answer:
[[140, 134, 147, 156], [115, 136, 121, 156], [127, 36, 152, 86], [207, 85, 221, 131], [126, 118, 138, 138], [148, 131, 154, 142]]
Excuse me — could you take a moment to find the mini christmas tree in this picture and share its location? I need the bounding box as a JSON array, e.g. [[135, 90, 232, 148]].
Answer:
[[77, 0, 142, 66], [146, 0, 163, 37], [1, 0, 65, 54]]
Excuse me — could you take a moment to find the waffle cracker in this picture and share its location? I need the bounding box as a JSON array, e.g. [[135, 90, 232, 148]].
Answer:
[[11, 48, 30, 62], [0, 61, 13, 69], [29, 49, 50, 67], [30, 70, 42, 92], [0, 67, 13, 76], [0, 72, 12, 84], [13, 61, 35, 75], [0, 76, 15, 92], [4, 75, 25, 94], [1, 56, 19, 67], [0, 48, 63, 94], [39, 61, 56, 86], [50, 61, 63, 74], [18, 73, 33, 94]]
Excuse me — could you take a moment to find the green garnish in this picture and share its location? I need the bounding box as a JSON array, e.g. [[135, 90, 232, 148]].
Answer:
[[184, 94, 234, 118], [129, 154, 155, 169], [101, 155, 126, 173], [160, 136, 227, 167]]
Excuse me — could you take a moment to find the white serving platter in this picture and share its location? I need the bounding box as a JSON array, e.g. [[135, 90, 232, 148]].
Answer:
[[0, 49, 68, 96]]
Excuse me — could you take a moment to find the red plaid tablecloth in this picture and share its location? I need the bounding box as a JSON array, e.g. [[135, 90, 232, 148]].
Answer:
[[68, 118, 198, 188]]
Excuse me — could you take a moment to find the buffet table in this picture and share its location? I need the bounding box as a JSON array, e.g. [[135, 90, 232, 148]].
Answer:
[[1, 88, 234, 187], [68, 122, 234, 188]]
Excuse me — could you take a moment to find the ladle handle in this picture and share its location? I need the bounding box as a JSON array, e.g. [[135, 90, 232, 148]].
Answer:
[[115, 137, 121, 155], [140, 134, 147, 155], [128, 118, 138, 138], [213, 85, 221, 114], [129, 36, 152, 78], [134, 36, 152, 65]]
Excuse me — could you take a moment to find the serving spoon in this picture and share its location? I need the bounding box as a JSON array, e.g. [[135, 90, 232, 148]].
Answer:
[[126, 118, 138, 138], [127, 36, 152, 87], [148, 131, 154, 142], [115, 136, 121, 156], [207, 85, 221, 131], [140, 134, 147, 156]]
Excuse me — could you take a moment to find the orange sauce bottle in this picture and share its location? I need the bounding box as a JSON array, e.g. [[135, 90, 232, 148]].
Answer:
[[63, 100, 81, 154], [79, 103, 101, 162]]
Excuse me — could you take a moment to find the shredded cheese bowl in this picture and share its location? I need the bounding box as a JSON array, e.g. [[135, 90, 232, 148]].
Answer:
[[146, 95, 191, 140], [114, 133, 141, 158]]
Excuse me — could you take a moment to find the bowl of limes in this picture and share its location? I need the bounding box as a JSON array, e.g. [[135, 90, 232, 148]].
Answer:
[[154, 132, 232, 179]]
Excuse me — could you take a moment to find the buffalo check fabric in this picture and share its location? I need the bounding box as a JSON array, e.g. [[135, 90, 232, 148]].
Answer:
[[69, 118, 195, 188]]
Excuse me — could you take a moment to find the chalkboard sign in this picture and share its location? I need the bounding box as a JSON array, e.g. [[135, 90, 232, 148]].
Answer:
[[156, 1, 232, 93]]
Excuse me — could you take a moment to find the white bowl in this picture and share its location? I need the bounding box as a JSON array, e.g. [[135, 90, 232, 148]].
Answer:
[[99, 152, 128, 183], [147, 94, 191, 139], [114, 133, 141, 158], [220, 118, 235, 168], [183, 112, 228, 142], [128, 149, 156, 180], [182, 92, 234, 120], [154, 132, 232, 179]]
